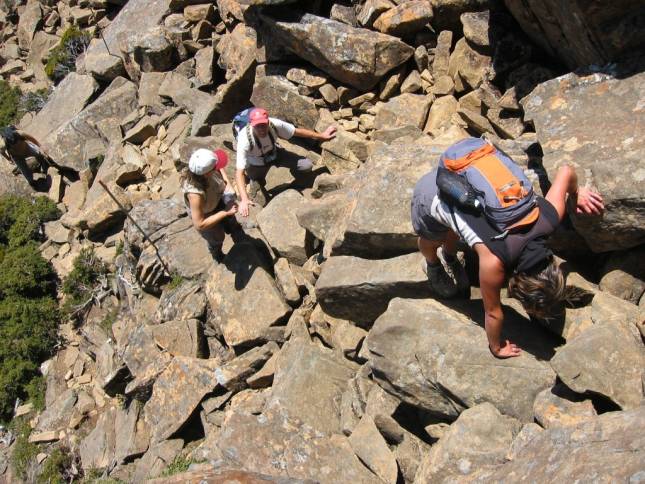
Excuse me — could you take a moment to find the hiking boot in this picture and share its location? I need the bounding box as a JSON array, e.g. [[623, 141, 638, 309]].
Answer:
[[439, 247, 470, 294], [423, 259, 459, 299]]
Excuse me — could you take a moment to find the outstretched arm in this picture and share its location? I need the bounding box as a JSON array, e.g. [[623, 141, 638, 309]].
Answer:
[[187, 193, 237, 231], [476, 244, 521, 358], [545, 165, 604, 221], [294, 126, 337, 142]]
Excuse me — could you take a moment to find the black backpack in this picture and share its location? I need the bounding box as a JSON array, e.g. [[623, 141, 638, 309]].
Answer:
[[0, 126, 19, 147]]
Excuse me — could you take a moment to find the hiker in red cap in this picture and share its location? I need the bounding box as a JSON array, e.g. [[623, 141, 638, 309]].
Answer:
[[181, 148, 241, 260], [233, 107, 337, 217]]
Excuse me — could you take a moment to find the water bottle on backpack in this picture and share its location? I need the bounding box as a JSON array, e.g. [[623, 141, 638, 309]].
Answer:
[[436, 166, 482, 213]]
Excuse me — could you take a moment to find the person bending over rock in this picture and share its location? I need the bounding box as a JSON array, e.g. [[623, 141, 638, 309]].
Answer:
[[234, 107, 337, 217], [411, 138, 604, 359], [182, 148, 241, 261], [0, 125, 78, 186]]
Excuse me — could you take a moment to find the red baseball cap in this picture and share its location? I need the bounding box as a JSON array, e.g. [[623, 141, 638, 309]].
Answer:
[[213, 149, 228, 170], [249, 108, 269, 126]]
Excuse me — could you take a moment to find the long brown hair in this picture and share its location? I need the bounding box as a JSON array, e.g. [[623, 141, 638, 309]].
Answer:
[[180, 167, 207, 192], [507, 259, 565, 319]]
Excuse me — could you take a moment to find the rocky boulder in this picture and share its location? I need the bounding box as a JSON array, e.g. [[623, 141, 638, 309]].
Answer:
[[257, 189, 309, 265], [373, 1, 433, 37], [504, 0, 645, 70], [144, 356, 220, 443], [210, 406, 377, 483], [373, 93, 432, 130], [462, 406, 645, 482], [204, 243, 291, 347], [550, 320, 645, 410], [367, 298, 557, 421], [43, 77, 138, 171], [414, 403, 521, 482], [267, 338, 358, 434], [250, 75, 319, 130], [315, 253, 431, 326], [522, 68, 645, 252], [261, 13, 414, 90]]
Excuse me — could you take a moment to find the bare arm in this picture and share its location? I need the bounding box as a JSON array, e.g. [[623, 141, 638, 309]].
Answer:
[[476, 244, 521, 358], [187, 193, 236, 231], [545, 165, 603, 221], [219, 168, 235, 194], [294, 126, 337, 142]]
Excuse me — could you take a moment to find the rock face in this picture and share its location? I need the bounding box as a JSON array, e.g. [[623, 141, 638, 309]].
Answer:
[[261, 13, 414, 90], [268, 339, 357, 435], [212, 406, 377, 483], [250, 75, 319, 130], [367, 298, 556, 421], [257, 190, 308, 265], [550, 321, 645, 410], [25, 73, 98, 142], [504, 0, 645, 70], [315, 253, 431, 325], [462, 406, 645, 482], [43, 77, 139, 171], [522, 69, 645, 252], [414, 403, 521, 482], [204, 243, 291, 347], [373, 1, 433, 37], [144, 356, 219, 443], [82, 0, 172, 79]]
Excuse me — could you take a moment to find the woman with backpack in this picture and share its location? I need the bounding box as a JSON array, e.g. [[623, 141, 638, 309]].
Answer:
[[411, 137, 604, 358], [181, 148, 240, 261]]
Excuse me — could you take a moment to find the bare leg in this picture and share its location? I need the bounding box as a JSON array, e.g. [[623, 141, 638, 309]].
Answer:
[[418, 230, 459, 264]]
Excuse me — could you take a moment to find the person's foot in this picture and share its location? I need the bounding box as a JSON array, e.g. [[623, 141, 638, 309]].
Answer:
[[439, 248, 470, 293], [423, 259, 459, 298]]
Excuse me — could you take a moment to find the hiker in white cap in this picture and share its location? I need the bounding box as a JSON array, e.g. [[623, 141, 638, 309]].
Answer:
[[181, 148, 239, 260]]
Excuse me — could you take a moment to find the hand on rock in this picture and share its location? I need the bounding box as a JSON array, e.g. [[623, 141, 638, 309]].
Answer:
[[238, 199, 256, 217], [320, 126, 337, 141], [575, 187, 604, 215]]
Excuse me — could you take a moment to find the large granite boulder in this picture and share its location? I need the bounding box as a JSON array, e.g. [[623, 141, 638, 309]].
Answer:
[[250, 75, 319, 130], [550, 319, 645, 410], [598, 246, 645, 304], [210, 406, 377, 483], [260, 13, 414, 90], [373, 93, 432, 131], [204, 243, 291, 347], [367, 298, 557, 422], [312, 141, 452, 258], [257, 190, 309, 265], [373, 1, 433, 37], [82, 0, 173, 80], [267, 339, 358, 435], [461, 406, 645, 482], [17, 0, 42, 50], [315, 253, 431, 326], [413, 403, 521, 482], [25, 73, 99, 143], [144, 356, 220, 443], [504, 0, 645, 70], [522, 68, 645, 252], [42, 77, 138, 171]]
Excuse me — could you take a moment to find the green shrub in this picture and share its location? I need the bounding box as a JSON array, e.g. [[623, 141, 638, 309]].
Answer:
[[9, 418, 38, 480], [25, 375, 46, 412], [62, 247, 109, 321], [0, 244, 57, 298], [0, 79, 20, 127], [45, 26, 91, 82], [0, 195, 60, 423], [0, 195, 60, 248], [160, 456, 194, 477], [37, 447, 72, 484]]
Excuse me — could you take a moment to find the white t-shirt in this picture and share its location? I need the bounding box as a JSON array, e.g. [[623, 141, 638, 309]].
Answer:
[[430, 195, 483, 247], [235, 117, 296, 170]]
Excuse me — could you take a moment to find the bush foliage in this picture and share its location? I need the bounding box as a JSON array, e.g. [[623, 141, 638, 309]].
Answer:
[[0, 195, 60, 422], [45, 26, 91, 82], [0, 79, 21, 127], [61, 247, 109, 321]]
